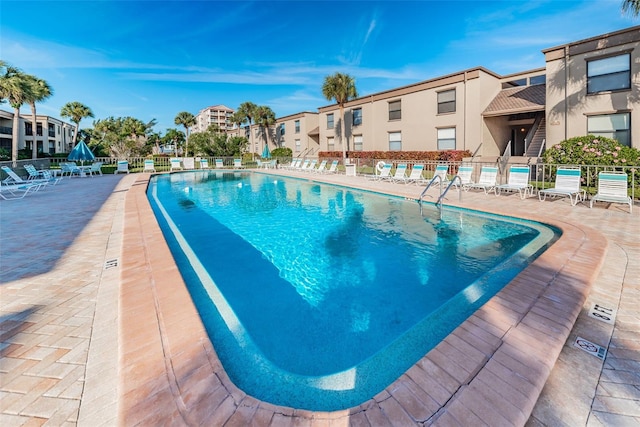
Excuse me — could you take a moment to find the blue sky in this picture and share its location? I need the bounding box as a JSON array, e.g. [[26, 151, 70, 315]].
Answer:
[[1, 0, 637, 134]]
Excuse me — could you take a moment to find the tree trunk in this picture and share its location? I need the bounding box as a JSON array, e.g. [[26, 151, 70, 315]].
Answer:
[[30, 103, 37, 159], [340, 104, 346, 160], [72, 122, 79, 146]]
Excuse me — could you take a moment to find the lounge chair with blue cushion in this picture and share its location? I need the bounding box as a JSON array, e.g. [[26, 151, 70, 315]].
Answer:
[[433, 164, 450, 185], [590, 171, 632, 213], [313, 160, 328, 174], [495, 165, 533, 199], [233, 158, 244, 169], [390, 164, 408, 183], [365, 163, 391, 181], [1, 166, 56, 187], [0, 182, 44, 200], [61, 162, 81, 177], [86, 161, 103, 177], [170, 157, 183, 171], [215, 159, 225, 169], [538, 167, 585, 206], [466, 166, 498, 194], [454, 166, 474, 189], [200, 158, 210, 169], [324, 160, 339, 174], [144, 159, 156, 173], [403, 164, 425, 185], [114, 160, 129, 174]]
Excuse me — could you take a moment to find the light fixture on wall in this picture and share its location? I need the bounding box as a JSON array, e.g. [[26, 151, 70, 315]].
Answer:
[[520, 128, 526, 132]]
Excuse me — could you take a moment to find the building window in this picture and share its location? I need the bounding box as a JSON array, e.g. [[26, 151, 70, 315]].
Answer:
[[327, 137, 335, 151], [437, 89, 456, 114], [280, 124, 285, 135], [587, 113, 630, 146], [389, 100, 401, 120], [352, 108, 362, 126], [437, 127, 456, 150], [587, 53, 631, 94], [295, 120, 300, 133], [327, 113, 334, 129], [353, 135, 363, 151], [295, 139, 301, 151], [389, 132, 402, 151]]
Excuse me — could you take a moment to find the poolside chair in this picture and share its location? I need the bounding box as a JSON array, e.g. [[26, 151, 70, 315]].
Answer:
[[0, 182, 44, 200], [170, 157, 183, 171], [466, 166, 498, 194], [114, 160, 129, 174], [144, 159, 156, 173], [453, 166, 474, 189], [298, 159, 310, 171], [284, 158, 298, 169], [233, 158, 244, 169], [200, 158, 210, 169], [366, 163, 392, 181], [390, 164, 408, 183], [1, 166, 54, 187], [404, 164, 425, 185], [313, 160, 328, 174], [24, 164, 54, 181], [538, 167, 585, 206], [495, 165, 533, 199], [183, 157, 195, 170], [61, 162, 81, 177], [433, 164, 450, 185], [305, 159, 318, 172], [324, 160, 339, 174], [86, 161, 103, 177], [590, 171, 632, 213], [215, 159, 225, 169]]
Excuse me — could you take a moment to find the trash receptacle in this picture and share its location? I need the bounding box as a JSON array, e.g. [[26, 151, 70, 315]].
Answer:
[[345, 163, 356, 176]]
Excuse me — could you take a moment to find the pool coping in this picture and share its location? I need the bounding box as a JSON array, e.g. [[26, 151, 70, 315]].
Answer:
[[118, 172, 608, 425]]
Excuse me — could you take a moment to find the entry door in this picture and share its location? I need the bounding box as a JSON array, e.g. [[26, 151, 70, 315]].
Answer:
[[510, 126, 529, 156]]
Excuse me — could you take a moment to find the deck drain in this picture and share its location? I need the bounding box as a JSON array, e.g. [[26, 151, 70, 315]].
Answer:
[[588, 302, 616, 325], [104, 258, 119, 270], [574, 337, 607, 360]]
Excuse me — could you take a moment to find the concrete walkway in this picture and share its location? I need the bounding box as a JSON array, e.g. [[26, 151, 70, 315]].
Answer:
[[0, 170, 637, 426]]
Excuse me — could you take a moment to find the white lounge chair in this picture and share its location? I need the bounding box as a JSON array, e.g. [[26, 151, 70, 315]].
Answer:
[[61, 162, 81, 177], [404, 164, 425, 185], [324, 160, 339, 174], [365, 163, 391, 180], [183, 157, 195, 170], [200, 158, 210, 169], [114, 160, 129, 174], [454, 166, 474, 189], [1, 166, 54, 187], [313, 160, 328, 173], [0, 182, 44, 200], [215, 159, 225, 169], [433, 164, 450, 185], [390, 164, 408, 183], [298, 159, 310, 171], [496, 165, 533, 199], [304, 159, 318, 172], [233, 158, 244, 169], [466, 166, 498, 194], [144, 159, 156, 173], [170, 157, 183, 171], [590, 171, 632, 213], [539, 167, 585, 206], [86, 161, 103, 177]]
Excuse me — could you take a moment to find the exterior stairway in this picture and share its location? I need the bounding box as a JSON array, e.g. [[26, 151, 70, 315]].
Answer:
[[525, 117, 546, 157]]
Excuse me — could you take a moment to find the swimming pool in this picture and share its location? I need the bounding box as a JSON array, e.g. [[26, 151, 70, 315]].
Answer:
[[147, 171, 558, 411]]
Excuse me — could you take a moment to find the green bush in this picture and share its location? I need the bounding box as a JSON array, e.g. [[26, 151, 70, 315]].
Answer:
[[543, 135, 639, 166], [271, 147, 292, 158]]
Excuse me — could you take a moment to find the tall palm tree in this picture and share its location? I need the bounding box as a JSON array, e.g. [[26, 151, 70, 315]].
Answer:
[[0, 61, 34, 164], [322, 72, 358, 159], [60, 101, 94, 147], [622, 0, 640, 15], [237, 101, 257, 153], [174, 111, 196, 156], [25, 75, 53, 159], [255, 105, 276, 154]]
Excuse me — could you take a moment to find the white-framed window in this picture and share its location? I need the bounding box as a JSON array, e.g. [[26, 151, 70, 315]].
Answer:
[[353, 135, 363, 151], [437, 127, 456, 150], [388, 132, 402, 151], [587, 53, 631, 94], [295, 120, 300, 133], [327, 137, 335, 151], [587, 112, 631, 146], [327, 113, 334, 129], [437, 89, 456, 114], [389, 100, 401, 120], [295, 139, 301, 151], [352, 108, 362, 126]]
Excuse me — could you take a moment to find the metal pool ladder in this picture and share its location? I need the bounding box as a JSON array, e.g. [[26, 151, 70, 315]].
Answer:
[[418, 175, 463, 217]]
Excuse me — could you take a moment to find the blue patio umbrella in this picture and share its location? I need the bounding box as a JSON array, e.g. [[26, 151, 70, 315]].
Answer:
[[67, 141, 95, 166], [262, 143, 271, 159]]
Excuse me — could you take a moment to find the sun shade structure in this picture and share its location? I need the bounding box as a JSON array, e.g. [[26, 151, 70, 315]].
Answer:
[[262, 144, 271, 159], [67, 141, 95, 165]]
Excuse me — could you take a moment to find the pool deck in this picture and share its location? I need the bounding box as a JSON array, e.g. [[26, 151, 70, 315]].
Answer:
[[0, 170, 638, 426]]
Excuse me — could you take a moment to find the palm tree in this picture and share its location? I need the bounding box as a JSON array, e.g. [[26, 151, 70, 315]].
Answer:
[[237, 101, 257, 153], [622, 0, 640, 15], [255, 105, 276, 154], [174, 111, 196, 156], [322, 72, 358, 159], [61, 101, 94, 147], [25, 75, 53, 159], [0, 61, 34, 164]]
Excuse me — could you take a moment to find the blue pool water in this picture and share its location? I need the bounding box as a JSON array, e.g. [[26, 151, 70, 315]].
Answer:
[[147, 171, 558, 411]]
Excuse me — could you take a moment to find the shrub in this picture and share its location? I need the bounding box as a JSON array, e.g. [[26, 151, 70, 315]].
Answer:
[[543, 135, 639, 167], [271, 147, 292, 158], [318, 150, 472, 162]]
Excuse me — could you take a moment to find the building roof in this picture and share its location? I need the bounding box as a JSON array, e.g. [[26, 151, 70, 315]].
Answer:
[[482, 84, 546, 117], [307, 126, 319, 136]]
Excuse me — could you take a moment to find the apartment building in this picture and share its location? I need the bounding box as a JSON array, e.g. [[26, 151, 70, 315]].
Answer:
[[0, 109, 75, 155], [306, 25, 638, 159], [274, 112, 319, 155], [193, 104, 235, 133]]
